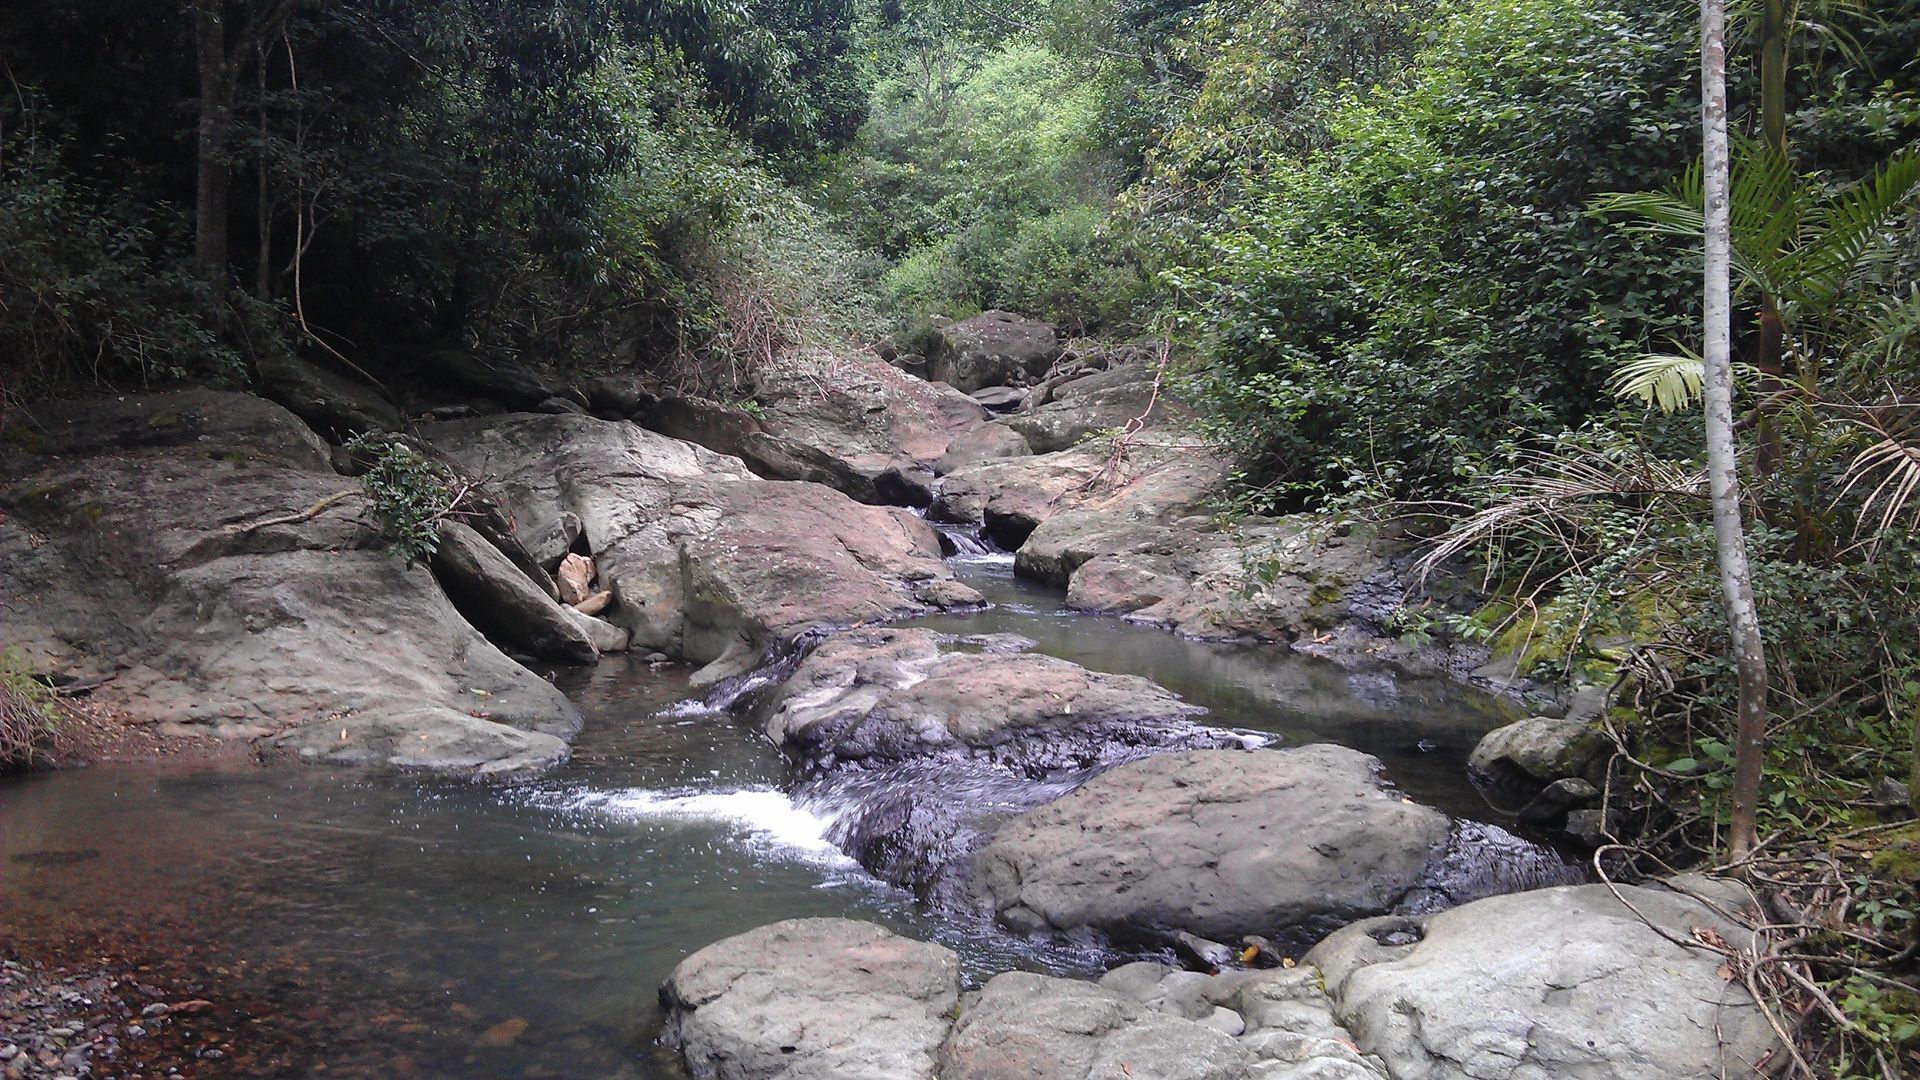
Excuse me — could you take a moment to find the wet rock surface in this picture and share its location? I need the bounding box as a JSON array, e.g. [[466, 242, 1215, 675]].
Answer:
[[766, 627, 1226, 771], [1, 391, 579, 775], [1307, 880, 1781, 1079], [661, 918, 960, 1080], [971, 746, 1454, 945], [766, 627, 1253, 898]]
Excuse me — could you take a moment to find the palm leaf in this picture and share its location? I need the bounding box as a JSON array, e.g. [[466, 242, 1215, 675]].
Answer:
[[1836, 409, 1920, 554], [1610, 352, 1705, 413], [1781, 149, 1920, 305]]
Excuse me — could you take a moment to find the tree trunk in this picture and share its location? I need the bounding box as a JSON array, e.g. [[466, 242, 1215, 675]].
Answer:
[[255, 40, 272, 301], [1701, 0, 1771, 862], [195, 0, 234, 292]]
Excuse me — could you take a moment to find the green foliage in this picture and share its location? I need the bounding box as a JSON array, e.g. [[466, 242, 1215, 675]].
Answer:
[[0, 648, 63, 770], [0, 125, 241, 394], [1179, 0, 1699, 504], [348, 437, 454, 566], [833, 41, 1143, 329]]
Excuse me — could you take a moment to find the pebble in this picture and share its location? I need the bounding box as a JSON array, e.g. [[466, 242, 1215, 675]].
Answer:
[[139, 1004, 169, 1019]]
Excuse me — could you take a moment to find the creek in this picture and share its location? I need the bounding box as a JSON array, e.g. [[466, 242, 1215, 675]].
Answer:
[[0, 555, 1549, 1078]]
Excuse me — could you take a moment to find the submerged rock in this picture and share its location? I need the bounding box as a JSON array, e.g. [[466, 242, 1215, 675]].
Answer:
[[661, 918, 959, 1080], [425, 412, 982, 683], [971, 746, 1453, 943], [1, 391, 579, 774], [1306, 880, 1780, 1079]]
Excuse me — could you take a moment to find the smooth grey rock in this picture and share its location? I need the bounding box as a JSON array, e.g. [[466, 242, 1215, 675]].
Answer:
[[973, 746, 1451, 942], [1176, 932, 1241, 973], [938, 970, 1253, 1080], [562, 605, 631, 653], [926, 310, 1060, 393], [766, 628, 1212, 768], [934, 422, 1032, 474], [582, 375, 656, 418], [970, 385, 1028, 411], [431, 521, 597, 664], [1469, 714, 1609, 788], [767, 627, 1243, 895], [662, 919, 959, 1080], [645, 351, 985, 506], [255, 352, 403, 439], [1, 392, 579, 774], [1518, 776, 1601, 827], [527, 510, 585, 571], [1306, 882, 1779, 1080], [425, 413, 980, 683]]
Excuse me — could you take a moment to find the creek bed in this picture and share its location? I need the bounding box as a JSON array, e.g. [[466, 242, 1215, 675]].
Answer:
[[0, 560, 1537, 1078]]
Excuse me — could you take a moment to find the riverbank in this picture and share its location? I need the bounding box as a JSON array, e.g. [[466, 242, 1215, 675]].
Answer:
[[0, 316, 1776, 1078]]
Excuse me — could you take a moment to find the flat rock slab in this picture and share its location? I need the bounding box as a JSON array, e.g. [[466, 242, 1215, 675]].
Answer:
[[767, 627, 1223, 771], [1, 391, 579, 774], [661, 918, 959, 1080], [972, 746, 1451, 942], [1306, 880, 1781, 1079]]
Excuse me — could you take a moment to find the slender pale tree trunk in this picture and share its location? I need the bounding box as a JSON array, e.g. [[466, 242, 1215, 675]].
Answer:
[[1701, 0, 1771, 861]]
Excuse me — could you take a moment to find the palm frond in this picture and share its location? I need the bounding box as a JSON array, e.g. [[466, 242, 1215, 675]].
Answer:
[[1783, 150, 1920, 305], [1611, 351, 1705, 413], [1415, 444, 1707, 583], [1836, 409, 1920, 554]]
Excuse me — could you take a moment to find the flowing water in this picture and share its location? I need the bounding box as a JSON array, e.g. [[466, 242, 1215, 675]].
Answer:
[[0, 549, 1560, 1078]]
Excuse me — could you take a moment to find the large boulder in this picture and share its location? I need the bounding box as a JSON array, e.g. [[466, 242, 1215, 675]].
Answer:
[[254, 352, 404, 440], [644, 350, 986, 506], [1003, 361, 1167, 454], [1305, 880, 1781, 1079], [971, 746, 1452, 943], [661, 918, 960, 1080], [424, 413, 982, 683], [663, 922, 1388, 1080], [770, 628, 1249, 896], [766, 627, 1221, 772], [1468, 714, 1610, 789], [1, 391, 579, 774], [926, 310, 1060, 393], [934, 432, 1229, 550]]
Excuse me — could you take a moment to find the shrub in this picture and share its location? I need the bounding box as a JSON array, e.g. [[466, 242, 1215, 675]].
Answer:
[[0, 649, 62, 770]]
